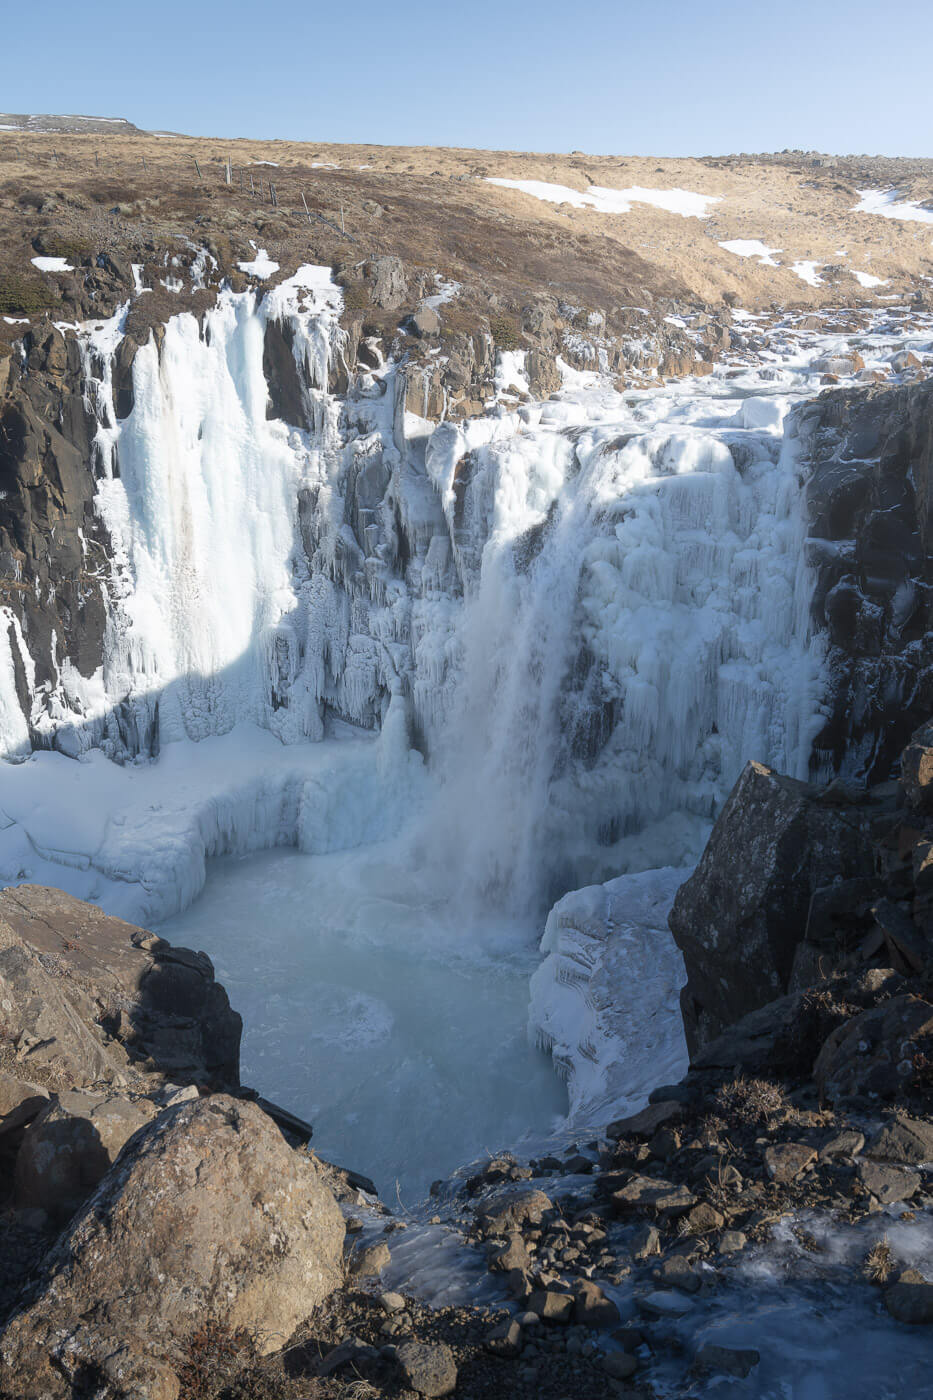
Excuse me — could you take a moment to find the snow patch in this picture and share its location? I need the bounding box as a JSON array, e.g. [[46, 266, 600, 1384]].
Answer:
[[853, 269, 889, 289], [237, 247, 280, 279], [30, 255, 73, 273], [792, 260, 824, 287], [718, 239, 781, 266], [486, 179, 720, 218], [853, 187, 933, 224]]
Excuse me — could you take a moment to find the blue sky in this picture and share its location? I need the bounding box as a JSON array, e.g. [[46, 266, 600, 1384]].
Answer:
[[4, 0, 932, 156]]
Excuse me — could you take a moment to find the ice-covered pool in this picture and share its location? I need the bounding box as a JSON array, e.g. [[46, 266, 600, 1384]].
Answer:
[[159, 841, 567, 1201]]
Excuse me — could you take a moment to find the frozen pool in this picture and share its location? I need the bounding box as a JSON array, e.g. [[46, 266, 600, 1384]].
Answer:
[[159, 841, 567, 1202]]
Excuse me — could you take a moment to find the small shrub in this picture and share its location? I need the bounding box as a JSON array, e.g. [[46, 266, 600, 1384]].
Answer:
[[781, 988, 856, 1074], [177, 1321, 256, 1400], [339, 280, 370, 311], [0, 273, 52, 316], [36, 234, 94, 263], [489, 314, 522, 351], [863, 1237, 894, 1285], [714, 1077, 788, 1126]]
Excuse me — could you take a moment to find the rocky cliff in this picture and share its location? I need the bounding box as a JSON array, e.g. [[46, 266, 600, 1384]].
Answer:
[[801, 376, 933, 780]]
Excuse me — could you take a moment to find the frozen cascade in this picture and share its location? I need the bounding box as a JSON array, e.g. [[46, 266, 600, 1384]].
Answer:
[[420, 400, 822, 916], [3, 279, 924, 1165]]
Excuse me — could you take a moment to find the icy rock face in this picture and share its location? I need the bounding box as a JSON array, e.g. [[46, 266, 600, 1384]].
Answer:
[[528, 867, 690, 1122], [800, 376, 933, 781]]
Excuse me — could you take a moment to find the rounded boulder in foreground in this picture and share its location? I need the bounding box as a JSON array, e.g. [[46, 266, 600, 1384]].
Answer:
[[0, 1095, 345, 1399]]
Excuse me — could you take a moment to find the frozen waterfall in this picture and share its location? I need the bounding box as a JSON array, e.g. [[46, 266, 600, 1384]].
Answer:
[[2, 277, 914, 1164]]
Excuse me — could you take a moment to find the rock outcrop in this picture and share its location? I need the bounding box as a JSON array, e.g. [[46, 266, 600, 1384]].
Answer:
[[0, 323, 114, 755], [798, 376, 933, 780], [0, 1096, 345, 1399], [668, 760, 876, 1051], [0, 885, 241, 1093]]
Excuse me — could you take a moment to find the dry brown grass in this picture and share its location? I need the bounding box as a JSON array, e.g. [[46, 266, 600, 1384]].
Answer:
[[863, 1237, 895, 1285], [0, 128, 929, 338], [714, 1077, 789, 1126]]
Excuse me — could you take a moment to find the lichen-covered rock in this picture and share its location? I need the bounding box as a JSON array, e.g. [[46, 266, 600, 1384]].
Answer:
[[669, 761, 873, 1051], [364, 255, 406, 310], [814, 994, 933, 1102], [0, 1096, 345, 1399]]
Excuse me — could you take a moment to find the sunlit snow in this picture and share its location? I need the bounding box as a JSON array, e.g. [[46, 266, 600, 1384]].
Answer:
[[853, 187, 933, 224], [486, 178, 720, 218], [718, 239, 781, 266], [237, 246, 280, 279], [853, 269, 889, 288], [30, 255, 74, 272], [792, 259, 824, 286]]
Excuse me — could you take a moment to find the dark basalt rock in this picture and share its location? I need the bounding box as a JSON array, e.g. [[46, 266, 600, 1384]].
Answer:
[[0, 320, 110, 748], [669, 760, 874, 1053], [797, 377, 933, 781]]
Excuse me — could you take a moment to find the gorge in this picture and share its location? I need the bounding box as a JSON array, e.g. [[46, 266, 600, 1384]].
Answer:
[[0, 129, 932, 1399]]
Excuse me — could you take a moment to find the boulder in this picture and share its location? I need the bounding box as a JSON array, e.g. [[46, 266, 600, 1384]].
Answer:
[[656, 1255, 701, 1293], [488, 1232, 531, 1273], [349, 1240, 391, 1277], [857, 1160, 919, 1205], [814, 995, 933, 1102], [364, 256, 406, 310], [763, 1142, 816, 1184], [689, 992, 802, 1072], [571, 1280, 621, 1327], [14, 1090, 156, 1221], [395, 1340, 457, 1397], [683, 1201, 725, 1234], [611, 1174, 696, 1217], [527, 1289, 574, 1324], [631, 1223, 661, 1259], [411, 305, 441, 337], [669, 761, 873, 1051], [0, 1096, 344, 1399], [866, 1114, 933, 1165], [819, 1129, 865, 1160], [607, 1099, 683, 1141], [884, 1273, 933, 1324], [0, 1071, 50, 1140], [484, 1318, 523, 1358], [475, 1186, 551, 1235]]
